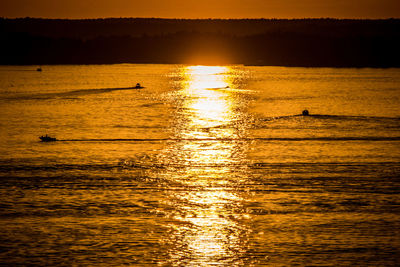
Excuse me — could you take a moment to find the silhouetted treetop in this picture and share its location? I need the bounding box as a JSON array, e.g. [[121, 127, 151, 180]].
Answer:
[[1, 18, 399, 67], [2, 18, 399, 39]]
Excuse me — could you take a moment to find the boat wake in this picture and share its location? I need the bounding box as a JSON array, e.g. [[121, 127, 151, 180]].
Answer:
[[52, 136, 400, 142], [260, 114, 400, 121], [3, 86, 144, 101]]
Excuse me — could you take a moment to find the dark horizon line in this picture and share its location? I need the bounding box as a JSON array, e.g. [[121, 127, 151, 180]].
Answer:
[[2, 63, 399, 69], [3, 17, 398, 68], [2, 16, 400, 21]]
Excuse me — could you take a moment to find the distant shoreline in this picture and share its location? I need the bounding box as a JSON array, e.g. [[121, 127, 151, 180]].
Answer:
[[2, 63, 399, 69], [3, 17, 399, 21], [1, 18, 399, 67]]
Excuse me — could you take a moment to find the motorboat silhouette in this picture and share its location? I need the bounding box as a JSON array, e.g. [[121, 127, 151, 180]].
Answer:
[[134, 83, 144, 89], [39, 134, 57, 142]]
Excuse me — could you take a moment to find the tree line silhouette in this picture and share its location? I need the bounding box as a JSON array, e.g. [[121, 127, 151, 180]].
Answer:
[[1, 18, 399, 67]]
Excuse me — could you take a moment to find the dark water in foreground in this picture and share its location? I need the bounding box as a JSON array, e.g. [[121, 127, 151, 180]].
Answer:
[[0, 65, 399, 266]]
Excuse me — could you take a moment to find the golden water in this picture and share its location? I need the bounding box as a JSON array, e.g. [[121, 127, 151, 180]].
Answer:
[[0, 65, 399, 266]]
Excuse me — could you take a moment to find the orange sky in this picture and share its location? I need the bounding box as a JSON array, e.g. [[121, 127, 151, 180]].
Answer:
[[1, 0, 399, 19]]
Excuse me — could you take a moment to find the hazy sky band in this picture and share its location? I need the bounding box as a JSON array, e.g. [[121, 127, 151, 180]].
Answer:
[[1, 0, 400, 19]]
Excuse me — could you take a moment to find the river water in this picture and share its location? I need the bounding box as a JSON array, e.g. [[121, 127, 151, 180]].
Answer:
[[0, 64, 399, 266]]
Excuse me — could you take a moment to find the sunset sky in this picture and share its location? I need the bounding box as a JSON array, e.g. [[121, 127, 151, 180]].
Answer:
[[1, 0, 400, 19]]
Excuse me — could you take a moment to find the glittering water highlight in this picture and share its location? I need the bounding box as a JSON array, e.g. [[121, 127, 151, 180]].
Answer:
[[0, 64, 400, 266]]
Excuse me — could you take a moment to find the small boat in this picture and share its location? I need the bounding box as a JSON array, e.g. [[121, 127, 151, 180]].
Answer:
[[36, 67, 42, 72], [134, 83, 144, 89], [39, 134, 57, 142]]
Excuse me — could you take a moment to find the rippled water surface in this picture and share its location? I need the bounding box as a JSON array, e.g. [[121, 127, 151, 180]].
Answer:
[[0, 65, 400, 266]]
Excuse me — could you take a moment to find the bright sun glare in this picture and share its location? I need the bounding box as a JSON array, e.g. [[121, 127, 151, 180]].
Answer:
[[182, 66, 234, 135], [162, 65, 248, 265]]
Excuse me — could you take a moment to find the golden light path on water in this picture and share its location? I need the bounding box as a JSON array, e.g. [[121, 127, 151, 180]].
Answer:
[[180, 66, 236, 139], [163, 66, 250, 265]]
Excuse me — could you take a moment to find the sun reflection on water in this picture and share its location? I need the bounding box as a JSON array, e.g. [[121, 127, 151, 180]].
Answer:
[[177, 66, 237, 138], [163, 65, 250, 265]]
